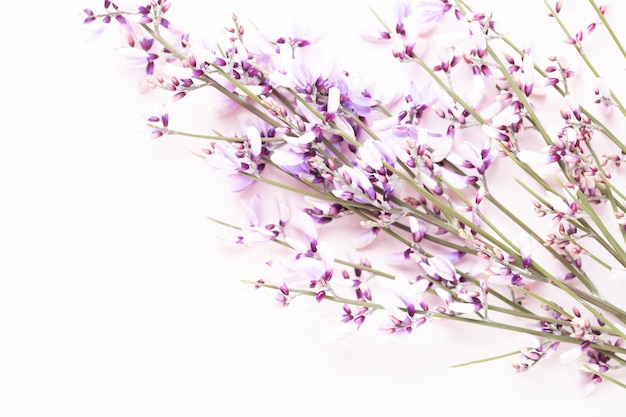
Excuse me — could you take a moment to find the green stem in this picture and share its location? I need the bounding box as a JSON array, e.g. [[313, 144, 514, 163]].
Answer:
[[490, 12, 626, 153], [548, 278, 626, 336], [542, 0, 626, 118], [450, 346, 545, 368], [568, 188, 626, 266], [156, 128, 282, 142], [245, 280, 626, 357], [285, 88, 362, 149], [588, 0, 626, 59], [585, 365, 626, 390]]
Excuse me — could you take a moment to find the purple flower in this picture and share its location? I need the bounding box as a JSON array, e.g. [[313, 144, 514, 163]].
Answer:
[[332, 165, 377, 204], [116, 46, 159, 74], [334, 75, 380, 117], [358, 138, 397, 171], [454, 138, 493, 175], [419, 254, 457, 284], [386, 275, 430, 318], [269, 147, 312, 178]]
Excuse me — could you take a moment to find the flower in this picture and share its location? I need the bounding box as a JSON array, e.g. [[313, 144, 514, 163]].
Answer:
[[84, 0, 626, 395]]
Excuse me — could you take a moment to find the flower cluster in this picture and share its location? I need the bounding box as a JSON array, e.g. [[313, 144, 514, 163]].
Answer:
[[83, 0, 626, 394]]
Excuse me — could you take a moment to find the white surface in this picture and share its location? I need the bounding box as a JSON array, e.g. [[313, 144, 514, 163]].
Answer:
[[1, 1, 624, 416]]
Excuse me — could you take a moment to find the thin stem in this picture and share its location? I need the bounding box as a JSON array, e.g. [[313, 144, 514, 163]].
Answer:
[[492, 14, 626, 153], [584, 365, 626, 390], [588, 0, 626, 59], [542, 0, 626, 117], [450, 346, 545, 368], [155, 128, 282, 142], [245, 280, 626, 356], [568, 187, 626, 266]]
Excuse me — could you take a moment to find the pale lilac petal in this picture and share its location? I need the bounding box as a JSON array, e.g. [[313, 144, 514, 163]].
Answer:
[[594, 77, 611, 98], [480, 100, 503, 120], [290, 257, 325, 280], [163, 62, 193, 79], [522, 53, 534, 96], [518, 231, 532, 268], [205, 154, 240, 171], [276, 195, 291, 225], [332, 116, 356, 141], [560, 346, 582, 364], [241, 195, 263, 226], [244, 125, 262, 159], [352, 228, 378, 248], [284, 236, 309, 254], [434, 287, 453, 304], [440, 250, 465, 264], [580, 378, 599, 397], [326, 321, 360, 340], [270, 148, 307, 167], [268, 70, 294, 88], [82, 20, 107, 42], [385, 251, 412, 265], [517, 150, 550, 165], [491, 104, 520, 127], [316, 241, 335, 275], [488, 274, 515, 286], [517, 333, 542, 349], [291, 211, 318, 243], [449, 301, 479, 314], [409, 216, 426, 243], [284, 131, 316, 147], [358, 140, 385, 170], [421, 255, 456, 281], [439, 166, 472, 189], [229, 174, 256, 192], [327, 86, 340, 114], [241, 226, 276, 246], [430, 133, 454, 163], [116, 47, 149, 67]]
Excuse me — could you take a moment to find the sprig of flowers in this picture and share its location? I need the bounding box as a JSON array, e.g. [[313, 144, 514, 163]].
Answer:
[[83, 0, 626, 395]]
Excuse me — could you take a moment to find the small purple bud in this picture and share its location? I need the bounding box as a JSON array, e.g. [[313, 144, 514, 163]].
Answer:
[[555, 1, 563, 13], [406, 303, 415, 317], [172, 92, 186, 101], [279, 283, 289, 296]]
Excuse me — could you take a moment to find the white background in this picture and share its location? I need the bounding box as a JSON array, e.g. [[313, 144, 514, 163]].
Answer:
[[1, 0, 625, 416]]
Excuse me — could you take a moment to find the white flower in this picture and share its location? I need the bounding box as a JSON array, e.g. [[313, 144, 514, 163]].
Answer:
[[284, 131, 316, 147], [327, 86, 340, 114], [517, 150, 560, 177], [560, 346, 582, 364], [517, 333, 541, 349]]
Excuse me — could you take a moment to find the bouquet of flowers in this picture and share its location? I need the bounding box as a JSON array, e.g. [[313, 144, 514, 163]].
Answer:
[[82, 0, 626, 395]]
